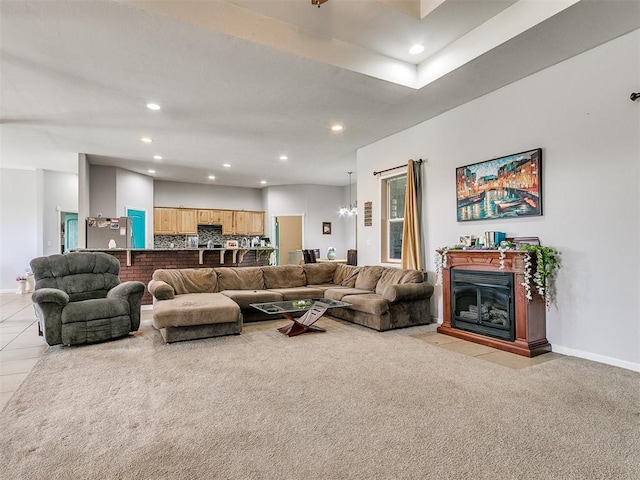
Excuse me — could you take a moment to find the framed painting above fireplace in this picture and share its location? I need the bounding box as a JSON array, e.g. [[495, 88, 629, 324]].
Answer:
[[456, 148, 542, 222]]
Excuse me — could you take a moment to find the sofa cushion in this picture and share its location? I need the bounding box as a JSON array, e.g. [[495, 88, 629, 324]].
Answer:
[[333, 264, 360, 287], [268, 287, 325, 301], [341, 293, 389, 316], [355, 266, 385, 291], [216, 267, 265, 291], [302, 263, 336, 285], [153, 268, 217, 295], [262, 265, 306, 289], [324, 287, 374, 301], [220, 290, 283, 309], [153, 293, 240, 329], [375, 268, 424, 295]]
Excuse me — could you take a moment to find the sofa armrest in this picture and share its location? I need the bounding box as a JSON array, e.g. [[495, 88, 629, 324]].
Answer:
[[32, 288, 69, 306], [148, 279, 175, 300], [382, 282, 434, 303]]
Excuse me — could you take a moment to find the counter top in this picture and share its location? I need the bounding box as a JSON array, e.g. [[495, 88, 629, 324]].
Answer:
[[76, 247, 277, 252], [74, 247, 276, 266]]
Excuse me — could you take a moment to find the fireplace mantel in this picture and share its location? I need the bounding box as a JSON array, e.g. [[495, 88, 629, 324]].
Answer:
[[437, 249, 551, 357]]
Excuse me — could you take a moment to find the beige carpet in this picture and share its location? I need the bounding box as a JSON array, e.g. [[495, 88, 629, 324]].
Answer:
[[1, 317, 639, 479]]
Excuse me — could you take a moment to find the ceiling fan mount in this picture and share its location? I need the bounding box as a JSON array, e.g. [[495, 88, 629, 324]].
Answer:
[[311, 0, 329, 8]]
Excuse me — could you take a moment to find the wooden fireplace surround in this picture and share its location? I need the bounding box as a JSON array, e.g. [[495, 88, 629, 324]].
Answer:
[[437, 249, 551, 357]]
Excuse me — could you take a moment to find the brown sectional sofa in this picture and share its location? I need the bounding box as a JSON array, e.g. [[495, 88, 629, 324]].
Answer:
[[147, 263, 434, 342]]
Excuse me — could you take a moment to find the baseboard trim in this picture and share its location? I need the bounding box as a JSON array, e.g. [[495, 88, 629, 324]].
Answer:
[[551, 344, 640, 372], [141, 304, 153, 311]]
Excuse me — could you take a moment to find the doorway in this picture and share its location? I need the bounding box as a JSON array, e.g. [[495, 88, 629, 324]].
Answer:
[[61, 212, 78, 253], [126, 208, 146, 249], [274, 215, 303, 265]]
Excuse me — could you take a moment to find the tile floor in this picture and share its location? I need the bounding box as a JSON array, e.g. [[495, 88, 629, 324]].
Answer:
[[0, 291, 47, 410], [1, 291, 559, 411]]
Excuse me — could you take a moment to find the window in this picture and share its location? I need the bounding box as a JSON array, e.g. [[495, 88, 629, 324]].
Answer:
[[382, 174, 406, 262]]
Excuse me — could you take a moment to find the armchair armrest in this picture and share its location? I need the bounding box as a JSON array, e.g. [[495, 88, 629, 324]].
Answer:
[[382, 282, 434, 303], [32, 288, 69, 306], [108, 281, 145, 300], [147, 279, 175, 300], [108, 281, 145, 331], [31, 288, 69, 346]]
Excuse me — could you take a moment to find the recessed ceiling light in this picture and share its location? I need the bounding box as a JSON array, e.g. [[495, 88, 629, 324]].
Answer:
[[260, 180, 267, 185], [409, 44, 425, 55], [223, 163, 231, 168], [279, 155, 288, 161], [141, 137, 152, 143], [146, 103, 161, 111], [153, 155, 162, 160], [147, 169, 156, 174], [208, 175, 215, 180], [331, 125, 343, 132]]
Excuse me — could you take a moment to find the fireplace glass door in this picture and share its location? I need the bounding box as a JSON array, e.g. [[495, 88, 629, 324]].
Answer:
[[451, 270, 515, 341]]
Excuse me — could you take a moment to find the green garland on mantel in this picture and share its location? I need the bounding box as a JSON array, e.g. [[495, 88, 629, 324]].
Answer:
[[435, 243, 561, 308]]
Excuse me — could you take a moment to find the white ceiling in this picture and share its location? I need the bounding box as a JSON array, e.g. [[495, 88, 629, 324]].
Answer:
[[1, 0, 639, 188]]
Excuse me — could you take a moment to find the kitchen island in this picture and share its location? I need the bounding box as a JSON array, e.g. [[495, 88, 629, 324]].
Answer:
[[74, 247, 276, 305]]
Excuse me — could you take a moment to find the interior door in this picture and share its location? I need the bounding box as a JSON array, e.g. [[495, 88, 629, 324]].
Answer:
[[127, 208, 146, 249], [275, 215, 303, 265], [63, 213, 78, 253]]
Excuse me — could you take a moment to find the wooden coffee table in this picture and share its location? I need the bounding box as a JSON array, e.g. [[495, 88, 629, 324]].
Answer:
[[250, 298, 351, 337]]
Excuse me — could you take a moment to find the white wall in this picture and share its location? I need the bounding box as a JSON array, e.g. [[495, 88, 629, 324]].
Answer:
[[0, 169, 38, 291], [116, 169, 154, 248], [41, 170, 78, 256], [154, 181, 263, 211], [357, 30, 640, 369], [264, 184, 352, 259], [89, 165, 117, 217]]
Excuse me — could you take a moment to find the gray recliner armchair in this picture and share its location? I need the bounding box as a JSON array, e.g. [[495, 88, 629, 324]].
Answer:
[[30, 252, 145, 346]]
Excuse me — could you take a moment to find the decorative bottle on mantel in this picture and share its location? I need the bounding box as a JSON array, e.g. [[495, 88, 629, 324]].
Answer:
[[327, 247, 336, 260]]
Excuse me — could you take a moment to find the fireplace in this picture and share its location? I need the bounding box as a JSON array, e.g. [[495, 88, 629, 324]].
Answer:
[[437, 249, 551, 357], [451, 270, 515, 342]]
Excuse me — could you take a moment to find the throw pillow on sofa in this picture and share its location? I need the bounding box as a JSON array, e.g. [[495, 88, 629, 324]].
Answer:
[[334, 264, 360, 287], [375, 268, 424, 295], [302, 263, 336, 285], [262, 265, 306, 289], [153, 268, 218, 295], [354, 266, 385, 291], [216, 267, 265, 290]]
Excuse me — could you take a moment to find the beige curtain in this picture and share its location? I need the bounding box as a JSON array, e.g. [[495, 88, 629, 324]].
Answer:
[[401, 159, 423, 270]]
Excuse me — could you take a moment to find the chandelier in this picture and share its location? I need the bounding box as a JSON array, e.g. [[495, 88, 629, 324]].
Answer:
[[339, 171, 357, 216]]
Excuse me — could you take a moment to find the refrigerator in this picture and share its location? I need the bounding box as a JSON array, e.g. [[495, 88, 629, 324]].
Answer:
[[86, 217, 132, 249]]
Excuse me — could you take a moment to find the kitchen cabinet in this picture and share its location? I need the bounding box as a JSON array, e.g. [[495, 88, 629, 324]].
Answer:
[[154, 208, 177, 235], [234, 211, 249, 235], [222, 210, 235, 235], [157, 206, 264, 235], [177, 209, 197, 234], [197, 209, 223, 225], [248, 211, 264, 235], [154, 208, 197, 234]]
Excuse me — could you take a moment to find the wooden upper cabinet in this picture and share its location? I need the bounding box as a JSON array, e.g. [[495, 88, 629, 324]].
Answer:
[[248, 211, 264, 235], [197, 209, 212, 224], [154, 208, 177, 234], [156, 207, 264, 236], [197, 209, 223, 225], [177, 209, 197, 234], [222, 210, 235, 235], [210, 209, 223, 224], [234, 211, 249, 235]]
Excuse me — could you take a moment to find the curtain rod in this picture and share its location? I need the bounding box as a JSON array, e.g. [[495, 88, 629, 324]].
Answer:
[[373, 159, 423, 176]]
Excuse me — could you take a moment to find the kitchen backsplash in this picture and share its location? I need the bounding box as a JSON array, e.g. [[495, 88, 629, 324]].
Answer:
[[154, 225, 250, 249]]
